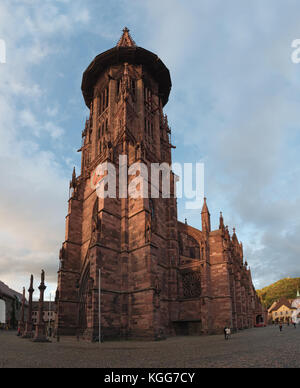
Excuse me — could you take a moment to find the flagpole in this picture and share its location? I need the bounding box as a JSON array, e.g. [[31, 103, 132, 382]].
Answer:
[[49, 293, 51, 336]]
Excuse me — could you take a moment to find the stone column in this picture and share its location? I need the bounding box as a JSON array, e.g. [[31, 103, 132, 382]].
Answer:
[[33, 270, 50, 342], [18, 287, 26, 336], [23, 275, 34, 338]]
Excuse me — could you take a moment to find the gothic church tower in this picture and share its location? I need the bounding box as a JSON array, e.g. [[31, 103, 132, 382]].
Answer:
[[56, 28, 178, 340], [56, 28, 266, 340]]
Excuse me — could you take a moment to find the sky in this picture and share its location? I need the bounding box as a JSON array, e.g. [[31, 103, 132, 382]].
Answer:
[[0, 0, 300, 299]]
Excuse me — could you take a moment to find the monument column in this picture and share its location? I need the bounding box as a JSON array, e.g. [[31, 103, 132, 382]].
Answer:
[[23, 275, 34, 338], [33, 270, 50, 342], [18, 287, 26, 336]]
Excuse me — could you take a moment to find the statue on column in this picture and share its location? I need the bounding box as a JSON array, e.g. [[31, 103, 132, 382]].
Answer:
[[18, 287, 26, 337], [145, 216, 151, 243], [33, 270, 50, 342], [22, 275, 34, 338], [154, 276, 161, 310], [59, 246, 66, 270]]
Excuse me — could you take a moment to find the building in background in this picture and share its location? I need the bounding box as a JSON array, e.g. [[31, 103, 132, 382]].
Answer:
[[268, 297, 295, 323], [291, 290, 300, 324], [0, 280, 27, 329], [55, 28, 266, 341], [32, 301, 57, 332]]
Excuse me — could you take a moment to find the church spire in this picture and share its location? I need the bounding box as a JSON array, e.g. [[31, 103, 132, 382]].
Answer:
[[201, 197, 211, 233], [232, 227, 239, 244], [117, 27, 136, 48], [219, 211, 224, 230], [70, 167, 76, 189]]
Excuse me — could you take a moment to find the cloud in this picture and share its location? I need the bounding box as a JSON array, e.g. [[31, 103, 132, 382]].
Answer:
[[139, 0, 300, 288], [0, 0, 91, 298], [19, 110, 64, 138]]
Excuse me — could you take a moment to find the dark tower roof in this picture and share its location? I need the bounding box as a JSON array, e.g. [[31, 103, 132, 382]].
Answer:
[[81, 28, 172, 108]]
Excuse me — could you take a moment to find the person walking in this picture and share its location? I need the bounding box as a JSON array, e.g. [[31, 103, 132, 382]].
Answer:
[[225, 327, 231, 340], [223, 326, 227, 340], [279, 323, 283, 332]]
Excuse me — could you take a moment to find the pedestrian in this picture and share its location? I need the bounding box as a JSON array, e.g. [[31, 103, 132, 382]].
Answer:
[[279, 323, 283, 332], [223, 326, 227, 340], [225, 327, 231, 340], [293, 322, 296, 329]]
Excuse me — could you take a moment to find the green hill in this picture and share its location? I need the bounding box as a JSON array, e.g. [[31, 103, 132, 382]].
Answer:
[[257, 277, 300, 308]]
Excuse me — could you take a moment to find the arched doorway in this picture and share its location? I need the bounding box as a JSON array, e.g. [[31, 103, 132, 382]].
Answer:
[[78, 264, 91, 335], [256, 314, 263, 325]]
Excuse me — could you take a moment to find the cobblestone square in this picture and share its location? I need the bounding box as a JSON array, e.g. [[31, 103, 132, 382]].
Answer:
[[0, 325, 299, 368]]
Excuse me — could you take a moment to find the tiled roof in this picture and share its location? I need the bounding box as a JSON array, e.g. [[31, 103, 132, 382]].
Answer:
[[269, 297, 293, 313]]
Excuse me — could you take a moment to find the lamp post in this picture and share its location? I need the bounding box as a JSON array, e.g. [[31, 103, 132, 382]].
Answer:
[[99, 268, 101, 344], [76, 278, 80, 341], [48, 293, 51, 337]]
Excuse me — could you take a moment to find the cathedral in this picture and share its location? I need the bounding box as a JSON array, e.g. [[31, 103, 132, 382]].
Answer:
[[55, 28, 265, 340]]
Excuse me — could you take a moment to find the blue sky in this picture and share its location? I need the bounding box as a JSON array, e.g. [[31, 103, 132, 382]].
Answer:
[[0, 0, 300, 298]]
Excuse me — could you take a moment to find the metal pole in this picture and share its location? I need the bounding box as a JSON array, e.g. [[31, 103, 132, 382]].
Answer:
[[99, 268, 101, 344], [49, 293, 51, 336]]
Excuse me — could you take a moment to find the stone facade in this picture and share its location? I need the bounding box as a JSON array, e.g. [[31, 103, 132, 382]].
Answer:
[[55, 28, 265, 340]]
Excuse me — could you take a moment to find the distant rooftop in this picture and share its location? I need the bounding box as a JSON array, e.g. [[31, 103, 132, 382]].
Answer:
[[32, 301, 56, 312], [0, 280, 24, 302]]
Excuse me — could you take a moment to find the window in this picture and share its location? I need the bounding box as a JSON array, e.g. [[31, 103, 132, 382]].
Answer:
[[131, 79, 136, 96], [144, 86, 152, 107], [190, 247, 195, 258], [98, 86, 109, 116]]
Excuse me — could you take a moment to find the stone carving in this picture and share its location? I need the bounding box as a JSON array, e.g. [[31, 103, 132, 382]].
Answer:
[[59, 246, 66, 270], [182, 271, 201, 299], [154, 276, 161, 295], [69, 167, 77, 199], [145, 216, 151, 243]]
